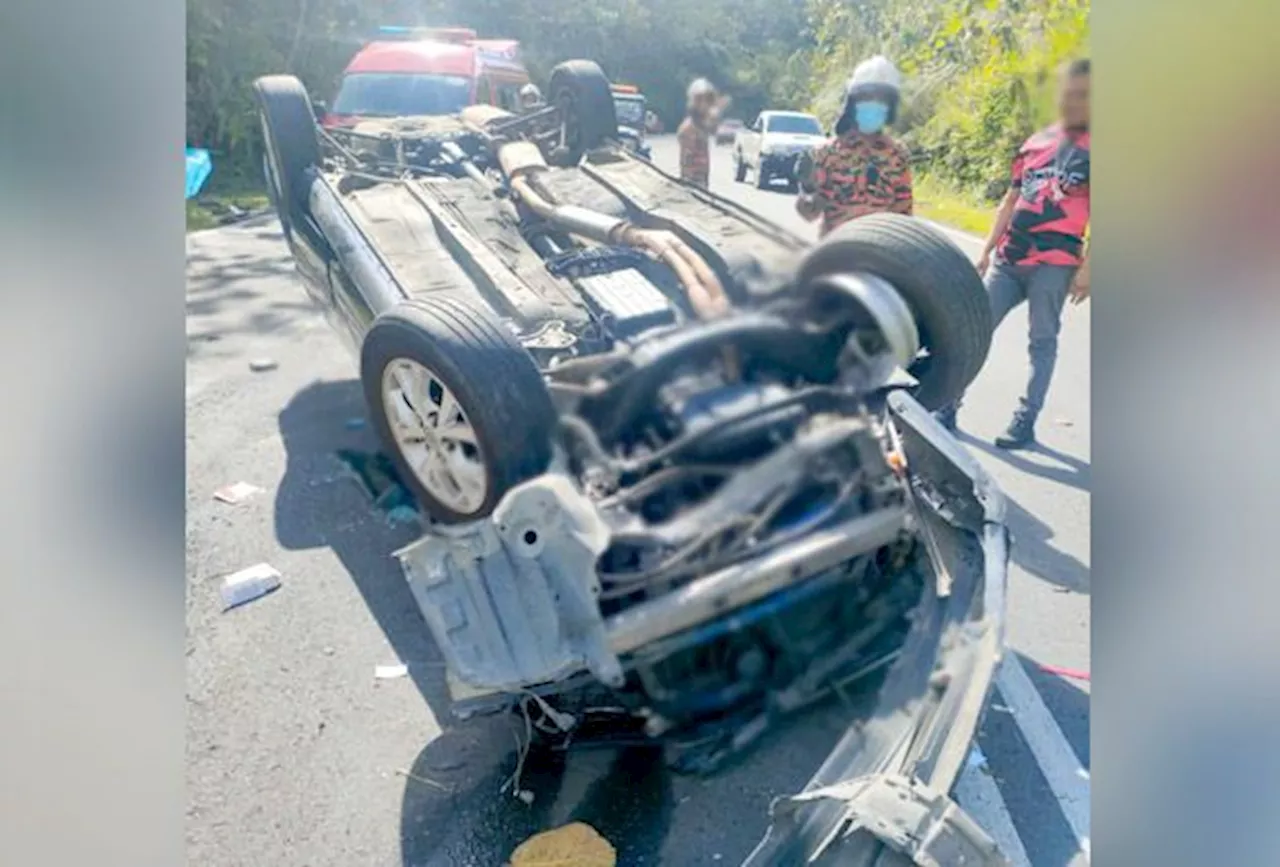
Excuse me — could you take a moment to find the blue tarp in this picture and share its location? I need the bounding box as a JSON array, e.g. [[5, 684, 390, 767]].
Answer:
[[185, 148, 213, 199]]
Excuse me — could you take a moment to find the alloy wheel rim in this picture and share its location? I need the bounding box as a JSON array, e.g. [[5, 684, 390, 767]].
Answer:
[[381, 358, 488, 514]]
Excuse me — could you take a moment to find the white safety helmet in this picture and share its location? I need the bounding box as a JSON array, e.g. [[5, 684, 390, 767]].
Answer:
[[520, 83, 542, 105], [687, 78, 716, 101], [837, 55, 902, 133], [846, 55, 902, 100]]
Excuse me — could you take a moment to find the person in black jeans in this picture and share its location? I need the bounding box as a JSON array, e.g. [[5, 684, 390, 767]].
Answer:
[[938, 59, 1091, 449]]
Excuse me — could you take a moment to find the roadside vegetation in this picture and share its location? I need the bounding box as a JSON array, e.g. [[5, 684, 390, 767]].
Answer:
[[186, 0, 1087, 231]]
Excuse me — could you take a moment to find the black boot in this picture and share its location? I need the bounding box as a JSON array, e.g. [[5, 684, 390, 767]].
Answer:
[[994, 411, 1036, 450], [935, 404, 958, 433]]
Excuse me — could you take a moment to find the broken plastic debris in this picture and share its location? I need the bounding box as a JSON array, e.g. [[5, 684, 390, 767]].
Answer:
[[395, 768, 450, 792], [509, 822, 616, 867], [385, 504, 420, 526], [375, 663, 409, 680], [249, 358, 279, 372], [220, 563, 281, 610], [1040, 663, 1090, 682], [213, 481, 263, 505]]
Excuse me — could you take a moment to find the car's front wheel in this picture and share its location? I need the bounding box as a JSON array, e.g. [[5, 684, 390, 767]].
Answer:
[[796, 213, 994, 409], [755, 159, 770, 189], [360, 297, 557, 524], [252, 75, 319, 237]]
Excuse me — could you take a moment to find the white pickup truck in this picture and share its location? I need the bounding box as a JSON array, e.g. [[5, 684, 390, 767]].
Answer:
[[733, 110, 827, 190]]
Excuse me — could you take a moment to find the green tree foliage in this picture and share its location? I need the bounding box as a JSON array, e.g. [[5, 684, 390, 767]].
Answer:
[[185, 0, 1085, 197], [802, 0, 1089, 196], [186, 0, 811, 181]]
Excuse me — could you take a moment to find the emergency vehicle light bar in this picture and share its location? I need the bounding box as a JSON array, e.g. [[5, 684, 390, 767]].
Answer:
[[377, 26, 478, 43]]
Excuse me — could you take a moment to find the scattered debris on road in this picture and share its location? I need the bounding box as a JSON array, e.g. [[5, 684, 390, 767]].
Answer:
[[334, 447, 420, 524], [509, 822, 617, 867], [213, 481, 263, 505], [374, 663, 409, 680], [1040, 663, 1090, 682], [249, 358, 279, 372], [385, 504, 420, 526], [220, 563, 282, 610], [395, 767, 450, 792]]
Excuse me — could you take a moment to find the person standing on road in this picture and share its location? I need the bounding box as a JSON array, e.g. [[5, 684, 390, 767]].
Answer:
[[677, 79, 730, 189], [518, 83, 544, 114], [795, 55, 913, 237], [937, 58, 1091, 449]]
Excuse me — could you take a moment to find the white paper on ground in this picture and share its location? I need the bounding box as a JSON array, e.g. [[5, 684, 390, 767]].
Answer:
[[213, 481, 264, 504], [375, 663, 409, 680], [220, 563, 282, 610]]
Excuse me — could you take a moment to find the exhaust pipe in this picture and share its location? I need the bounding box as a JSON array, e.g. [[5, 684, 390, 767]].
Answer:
[[498, 141, 730, 319]]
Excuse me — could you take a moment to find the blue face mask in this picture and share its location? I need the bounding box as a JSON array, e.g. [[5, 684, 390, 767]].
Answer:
[[854, 101, 889, 134]]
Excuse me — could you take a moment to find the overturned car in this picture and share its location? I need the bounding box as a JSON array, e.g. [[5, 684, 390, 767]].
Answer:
[[256, 59, 1011, 865]]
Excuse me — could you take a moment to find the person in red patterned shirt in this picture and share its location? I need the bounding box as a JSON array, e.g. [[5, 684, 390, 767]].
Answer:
[[795, 55, 913, 236], [938, 58, 1090, 449], [677, 79, 730, 189]]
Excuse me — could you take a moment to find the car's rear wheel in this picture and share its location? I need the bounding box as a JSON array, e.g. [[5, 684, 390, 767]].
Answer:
[[548, 60, 618, 166], [253, 75, 320, 237], [755, 160, 770, 189], [360, 297, 557, 524], [796, 213, 993, 410]]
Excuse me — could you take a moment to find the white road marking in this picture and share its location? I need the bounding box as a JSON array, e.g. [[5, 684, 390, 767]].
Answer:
[[997, 654, 1092, 860], [954, 746, 1032, 867]]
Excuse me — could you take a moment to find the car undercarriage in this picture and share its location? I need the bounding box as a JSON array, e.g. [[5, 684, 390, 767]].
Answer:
[[255, 58, 1010, 865]]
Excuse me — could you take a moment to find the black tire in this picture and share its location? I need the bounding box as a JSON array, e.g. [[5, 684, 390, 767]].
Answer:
[[253, 75, 320, 235], [755, 161, 770, 189], [796, 213, 993, 410], [360, 296, 557, 524], [548, 60, 618, 166], [734, 150, 747, 182]]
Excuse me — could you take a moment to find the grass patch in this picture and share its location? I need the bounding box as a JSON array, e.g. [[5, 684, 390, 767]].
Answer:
[[187, 158, 272, 232], [186, 190, 271, 233], [913, 174, 995, 239]]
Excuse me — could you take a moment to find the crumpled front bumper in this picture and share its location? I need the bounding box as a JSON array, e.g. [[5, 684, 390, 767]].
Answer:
[[395, 475, 908, 704], [743, 390, 1011, 866], [760, 151, 805, 179], [393, 389, 1011, 865]]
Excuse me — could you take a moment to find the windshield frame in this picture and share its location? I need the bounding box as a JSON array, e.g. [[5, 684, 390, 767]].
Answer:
[[330, 71, 475, 119], [764, 113, 823, 136]]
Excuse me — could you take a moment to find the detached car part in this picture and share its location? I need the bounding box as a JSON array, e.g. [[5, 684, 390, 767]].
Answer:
[[255, 59, 1007, 866]]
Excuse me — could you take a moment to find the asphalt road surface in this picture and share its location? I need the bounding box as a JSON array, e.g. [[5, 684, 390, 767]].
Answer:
[[186, 134, 1090, 866]]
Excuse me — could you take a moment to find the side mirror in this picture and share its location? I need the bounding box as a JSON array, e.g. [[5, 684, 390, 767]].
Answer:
[[311, 100, 327, 121]]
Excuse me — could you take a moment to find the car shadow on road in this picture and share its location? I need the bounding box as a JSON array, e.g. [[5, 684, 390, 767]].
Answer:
[[272, 380, 678, 864], [957, 432, 1091, 495], [398, 740, 678, 867], [1004, 496, 1090, 595]]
